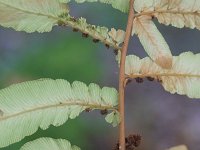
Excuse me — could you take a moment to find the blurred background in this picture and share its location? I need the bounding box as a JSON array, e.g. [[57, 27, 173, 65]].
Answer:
[[1, 2, 200, 150]]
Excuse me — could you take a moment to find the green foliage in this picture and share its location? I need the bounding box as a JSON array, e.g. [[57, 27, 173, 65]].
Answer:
[[0, 0, 124, 51], [105, 111, 120, 127], [0, 79, 118, 148], [20, 137, 80, 150], [0, 0, 199, 149], [0, 0, 68, 33]]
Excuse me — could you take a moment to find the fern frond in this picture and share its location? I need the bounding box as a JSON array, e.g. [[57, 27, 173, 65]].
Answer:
[[132, 15, 172, 69], [0, 79, 119, 148], [105, 111, 120, 127], [125, 52, 200, 98], [60, 0, 129, 13], [108, 28, 125, 46], [134, 0, 200, 30], [20, 137, 80, 150], [0, 0, 69, 33], [63, 16, 123, 50], [167, 145, 188, 150], [0, 0, 123, 50]]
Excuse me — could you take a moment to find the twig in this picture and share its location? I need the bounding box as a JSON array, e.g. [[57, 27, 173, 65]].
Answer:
[[118, 0, 134, 149]]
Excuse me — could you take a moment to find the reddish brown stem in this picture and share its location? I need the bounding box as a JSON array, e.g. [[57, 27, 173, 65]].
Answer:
[[118, 0, 134, 150]]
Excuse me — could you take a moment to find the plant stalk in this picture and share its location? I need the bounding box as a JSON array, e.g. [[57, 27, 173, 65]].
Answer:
[[118, 0, 134, 149]]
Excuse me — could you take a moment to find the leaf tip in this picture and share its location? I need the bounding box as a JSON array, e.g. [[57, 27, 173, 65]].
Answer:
[[167, 145, 188, 150], [155, 55, 173, 69]]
